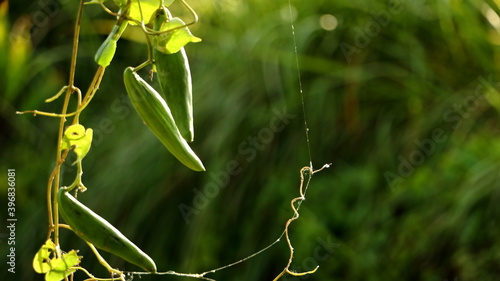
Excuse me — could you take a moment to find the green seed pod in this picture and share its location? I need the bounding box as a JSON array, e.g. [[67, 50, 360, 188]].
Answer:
[[154, 48, 194, 142], [123, 66, 205, 172], [57, 188, 157, 273], [152, 9, 194, 142], [95, 20, 128, 67]]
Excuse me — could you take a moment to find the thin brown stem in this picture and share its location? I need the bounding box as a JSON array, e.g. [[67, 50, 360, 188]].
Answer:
[[271, 164, 330, 281], [53, 0, 85, 255], [68, 0, 84, 88], [46, 149, 70, 240], [17, 76, 103, 119], [86, 242, 124, 278], [75, 66, 106, 122]]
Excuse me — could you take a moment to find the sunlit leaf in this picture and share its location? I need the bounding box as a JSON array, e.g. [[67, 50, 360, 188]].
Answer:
[[33, 240, 56, 274], [42, 250, 79, 281], [51, 251, 80, 271], [153, 17, 201, 54], [45, 268, 76, 281], [114, 0, 174, 25], [61, 124, 93, 163], [130, 0, 160, 24], [114, 0, 174, 9]]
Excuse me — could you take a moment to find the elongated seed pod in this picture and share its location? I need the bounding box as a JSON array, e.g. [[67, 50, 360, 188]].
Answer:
[[95, 19, 128, 67], [57, 189, 157, 273], [123, 67, 205, 171], [153, 10, 194, 142]]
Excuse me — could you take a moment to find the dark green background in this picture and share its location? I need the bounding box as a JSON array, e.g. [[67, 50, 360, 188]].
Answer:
[[1, 0, 500, 280]]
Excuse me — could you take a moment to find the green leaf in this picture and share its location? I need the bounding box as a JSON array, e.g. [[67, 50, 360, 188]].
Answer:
[[34, 241, 80, 281], [43, 251, 79, 281], [33, 240, 56, 274], [114, 0, 174, 9], [130, 0, 160, 24], [51, 251, 80, 271], [94, 20, 128, 67], [45, 269, 76, 281], [61, 124, 93, 163], [153, 17, 202, 54], [114, 0, 174, 25]]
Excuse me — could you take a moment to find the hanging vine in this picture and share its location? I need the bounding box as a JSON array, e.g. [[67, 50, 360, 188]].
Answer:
[[17, 1, 329, 280]]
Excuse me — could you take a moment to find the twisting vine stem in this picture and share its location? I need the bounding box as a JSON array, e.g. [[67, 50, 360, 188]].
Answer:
[[46, 149, 70, 232], [272, 164, 330, 281], [52, 0, 86, 255], [129, 164, 330, 281]]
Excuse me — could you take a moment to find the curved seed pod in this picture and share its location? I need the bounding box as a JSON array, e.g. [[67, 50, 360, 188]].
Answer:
[[123, 66, 205, 171], [154, 48, 194, 142], [57, 189, 157, 273], [95, 19, 128, 67], [152, 10, 194, 142]]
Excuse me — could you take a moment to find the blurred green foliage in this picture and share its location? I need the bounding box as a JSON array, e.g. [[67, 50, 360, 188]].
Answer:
[[2, 0, 500, 280]]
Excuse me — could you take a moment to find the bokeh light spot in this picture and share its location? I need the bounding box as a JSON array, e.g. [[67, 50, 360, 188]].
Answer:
[[320, 14, 338, 31]]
